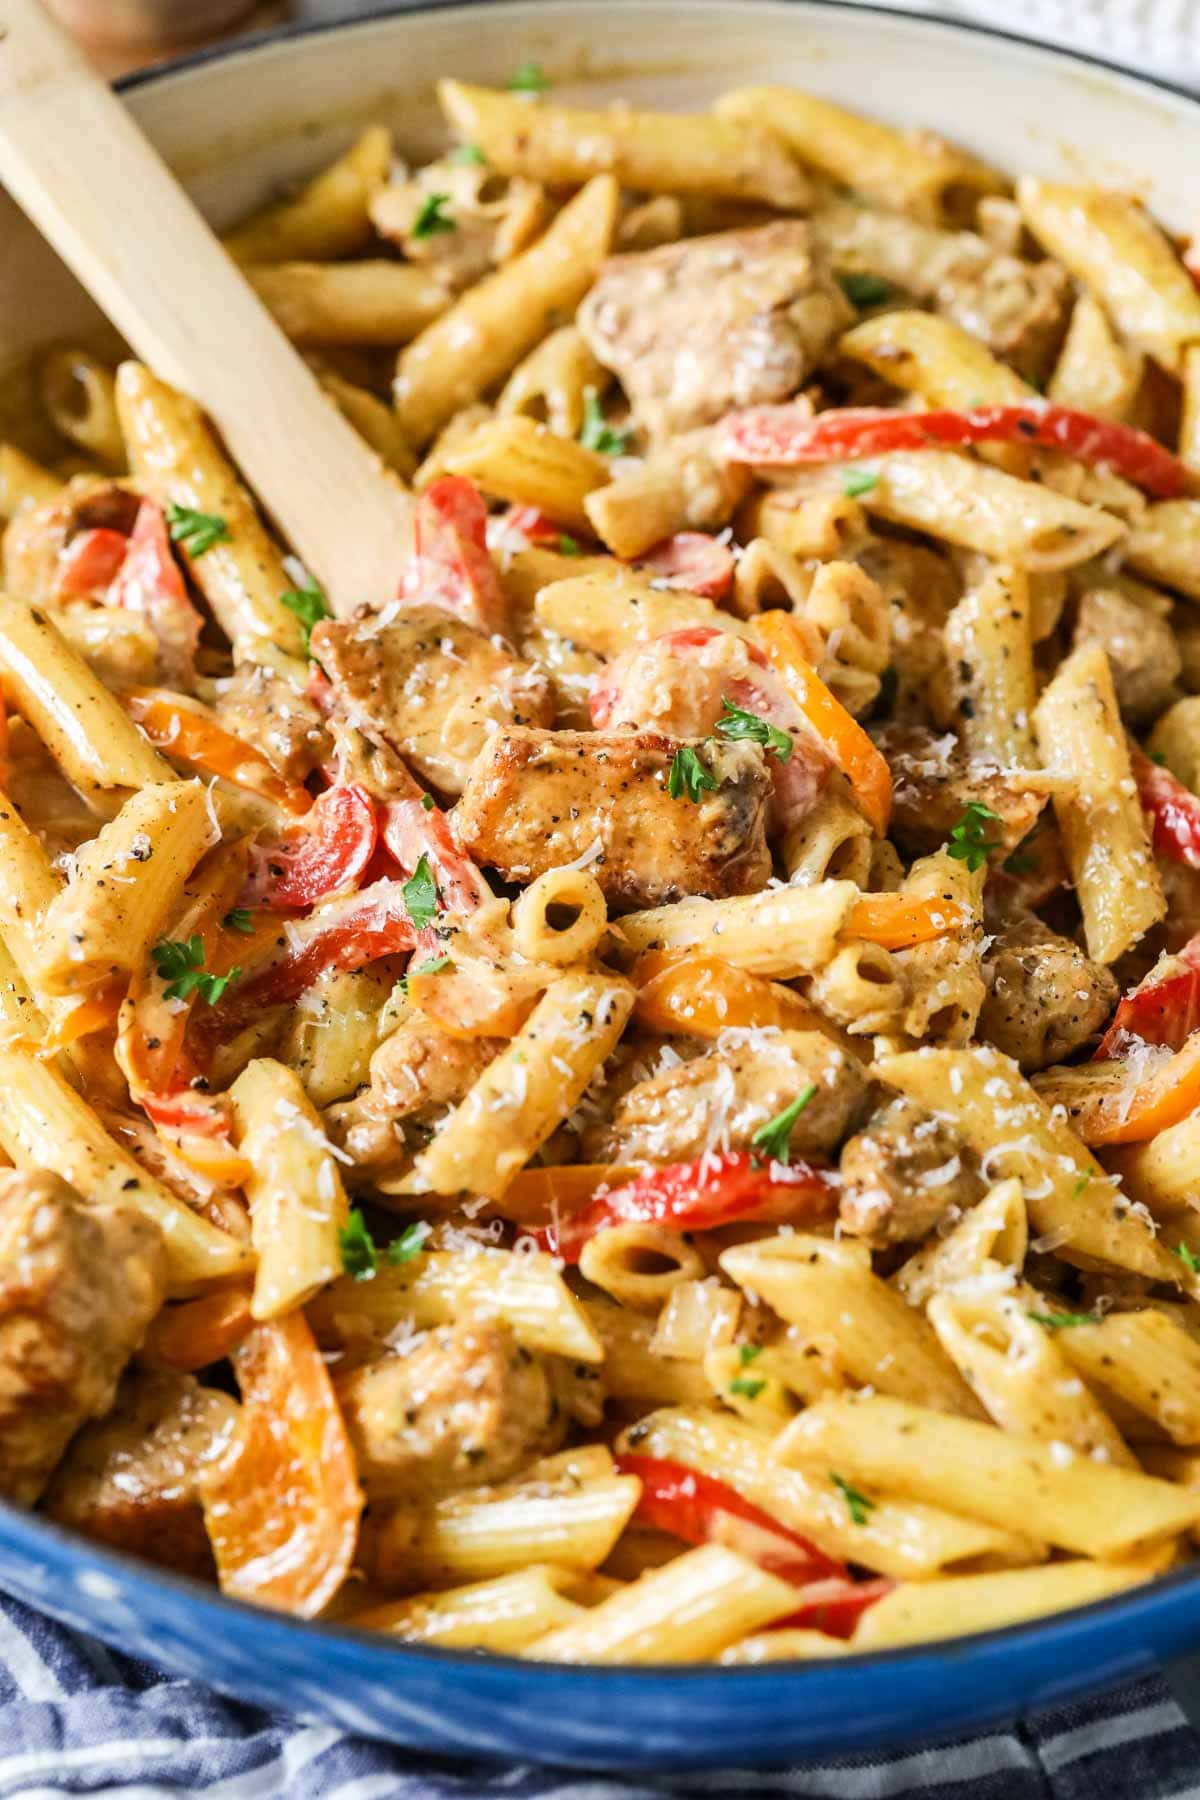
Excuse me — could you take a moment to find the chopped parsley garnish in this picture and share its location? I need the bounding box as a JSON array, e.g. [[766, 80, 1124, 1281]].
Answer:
[[280, 577, 332, 657], [151, 935, 240, 1005], [751, 1084, 817, 1163], [388, 1220, 430, 1266], [1150, 752, 1168, 766], [729, 1375, 766, 1400], [842, 467, 878, 499], [420, 794, 436, 811], [166, 504, 229, 558], [738, 1343, 763, 1365], [1027, 1309, 1102, 1331], [838, 272, 895, 309], [410, 955, 452, 979], [451, 142, 487, 166], [1176, 1241, 1200, 1273], [339, 1210, 429, 1280], [558, 534, 582, 556], [667, 744, 720, 803], [714, 697, 793, 762], [508, 60, 550, 93], [402, 853, 439, 929], [1072, 1170, 1093, 1199], [412, 192, 455, 239], [222, 908, 254, 934], [947, 800, 1003, 873], [831, 1472, 875, 1526], [580, 390, 633, 457]]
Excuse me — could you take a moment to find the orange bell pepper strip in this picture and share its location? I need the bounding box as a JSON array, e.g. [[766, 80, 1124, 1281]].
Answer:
[[1034, 1038, 1200, 1145], [498, 1163, 643, 1227], [198, 1311, 363, 1618], [845, 893, 971, 951], [748, 612, 892, 834], [142, 1286, 254, 1372], [123, 689, 313, 819], [631, 950, 828, 1039]]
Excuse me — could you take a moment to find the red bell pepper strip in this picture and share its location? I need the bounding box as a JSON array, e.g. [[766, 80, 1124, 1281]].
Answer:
[[244, 783, 378, 911], [54, 527, 129, 599], [401, 475, 507, 635], [1096, 935, 1200, 1058], [1132, 746, 1200, 870], [616, 1455, 845, 1587], [233, 877, 420, 1008], [719, 403, 1191, 499], [379, 797, 492, 917], [530, 1149, 837, 1262], [772, 1576, 895, 1640], [635, 532, 735, 600], [111, 500, 204, 687]]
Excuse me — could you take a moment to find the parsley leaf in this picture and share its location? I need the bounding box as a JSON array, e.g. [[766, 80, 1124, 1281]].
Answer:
[[842, 467, 878, 499], [580, 390, 633, 457], [166, 504, 229, 558], [1027, 1309, 1102, 1331], [1150, 751, 1168, 766], [738, 1343, 763, 1365], [451, 142, 486, 166], [838, 272, 895, 309], [412, 192, 455, 239], [280, 578, 332, 657], [558, 534, 581, 556], [339, 1208, 378, 1281], [387, 1220, 430, 1265], [410, 955, 451, 979], [714, 697, 793, 762], [1176, 1241, 1200, 1273], [667, 744, 720, 803], [1072, 1170, 1093, 1199], [222, 908, 254, 934], [729, 1375, 767, 1400], [831, 1472, 875, 1526], [508, 60, 549, 93], [402, 853, 439, 929], [751, 1084, 817, 1163], [947, 800, 1003, 873], [150, 935, 239, 1004], [420, 794, 436, 812]]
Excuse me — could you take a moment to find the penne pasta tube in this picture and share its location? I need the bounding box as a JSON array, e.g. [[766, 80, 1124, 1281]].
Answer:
[[1107, 1113, 1200, 1218], [1126, 500, 1200, 601], [1054, 1310, 1200, 1446], [779, 1392, 1200, 1556], [407, 971, 634, 1200], [347, 1565, 586, 1651], [443, 415, 610, 537], [230, 1058, 348, 1321], [497, 325, 608, 442], [115, 363, 310, 660], [942, 564, 1036, 764], [716, 87, 1004, 222], [247, 260, 450, 346], [34, 781, 213, 996], [222, 125, 392, 264], [439, 81, 811, 208], [37, 347, 124, 469], [840, 310, 1031, 407], [526, 1545, 800, 1664], [309, 1247, 603, 1364], [720, 1235, 982, 1416], [618, 1406, 1045, 1578], [1049, 293, 1143, 422], [585, 1299, 714, 1407], [395, 175, 619, 447], [853, 1555, 1169, 1651], [0, 444, 60, 518], [722, 1629, 849, 1664], [615, 881, 857, 975], [877, 1045, 1189, 1288], [1018, 177, 1200, 371], [534, 567, 739, 655], [1034, 643, 1165, 962], [893, 1179, 1027, 1307], [0, 1047, 251, 1290], [312, 368, 417, 482]]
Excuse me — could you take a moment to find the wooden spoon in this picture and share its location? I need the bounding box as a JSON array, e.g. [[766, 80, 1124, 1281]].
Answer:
[[0, 0, 411, 616]]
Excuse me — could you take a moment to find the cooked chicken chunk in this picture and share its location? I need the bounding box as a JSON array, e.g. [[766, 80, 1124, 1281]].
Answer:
[[978, 917, 1119, 1070], [881, 724, 1060, 859], [336, 1315, 559, 1501], [41, 1369, 237, 1577], [839, 1097, 985, 1246], [2, 478, 138, 604], [936, 253, 1072, 382], [1072, 581, 1182, 726], [326, 1021, 503, 1173], [585, 1029, 866, 1165], [313, 607, 553, 800], [370, 160, 545, 290], [454, 728, 772, 910], [0, 1171, 167, 1505], [213, 662, 331, 782], [578, 223, 851, 439]]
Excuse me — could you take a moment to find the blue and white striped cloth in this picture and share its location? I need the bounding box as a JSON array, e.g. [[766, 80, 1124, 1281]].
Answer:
[[0, 1591, 1198, 1797]]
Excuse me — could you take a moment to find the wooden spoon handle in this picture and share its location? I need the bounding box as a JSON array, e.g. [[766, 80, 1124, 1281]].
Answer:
[[0, 0, 411, 615]]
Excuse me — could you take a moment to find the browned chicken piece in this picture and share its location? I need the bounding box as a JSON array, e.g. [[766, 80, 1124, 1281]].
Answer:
[[41, 1369, 237, 1577], [577, 223, 852, 440], [370, 160, 545, 291], [936, 253, 1072, 382], [213, 662, 332, 782], [336, 1315, 560, 1502], [978, 917, 1119, 1070], [0, 1170, 167, 1505], [585, 1029, 867, 1165], [839, 1096, 985, 1247], [454, 728, 772, 910], [2, 479, 139, 604], [325, 1021, 503, 1173], [1071, 581, 1182, 726], [881, 724, 1061, 860], [313, 607, 553, 801]]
